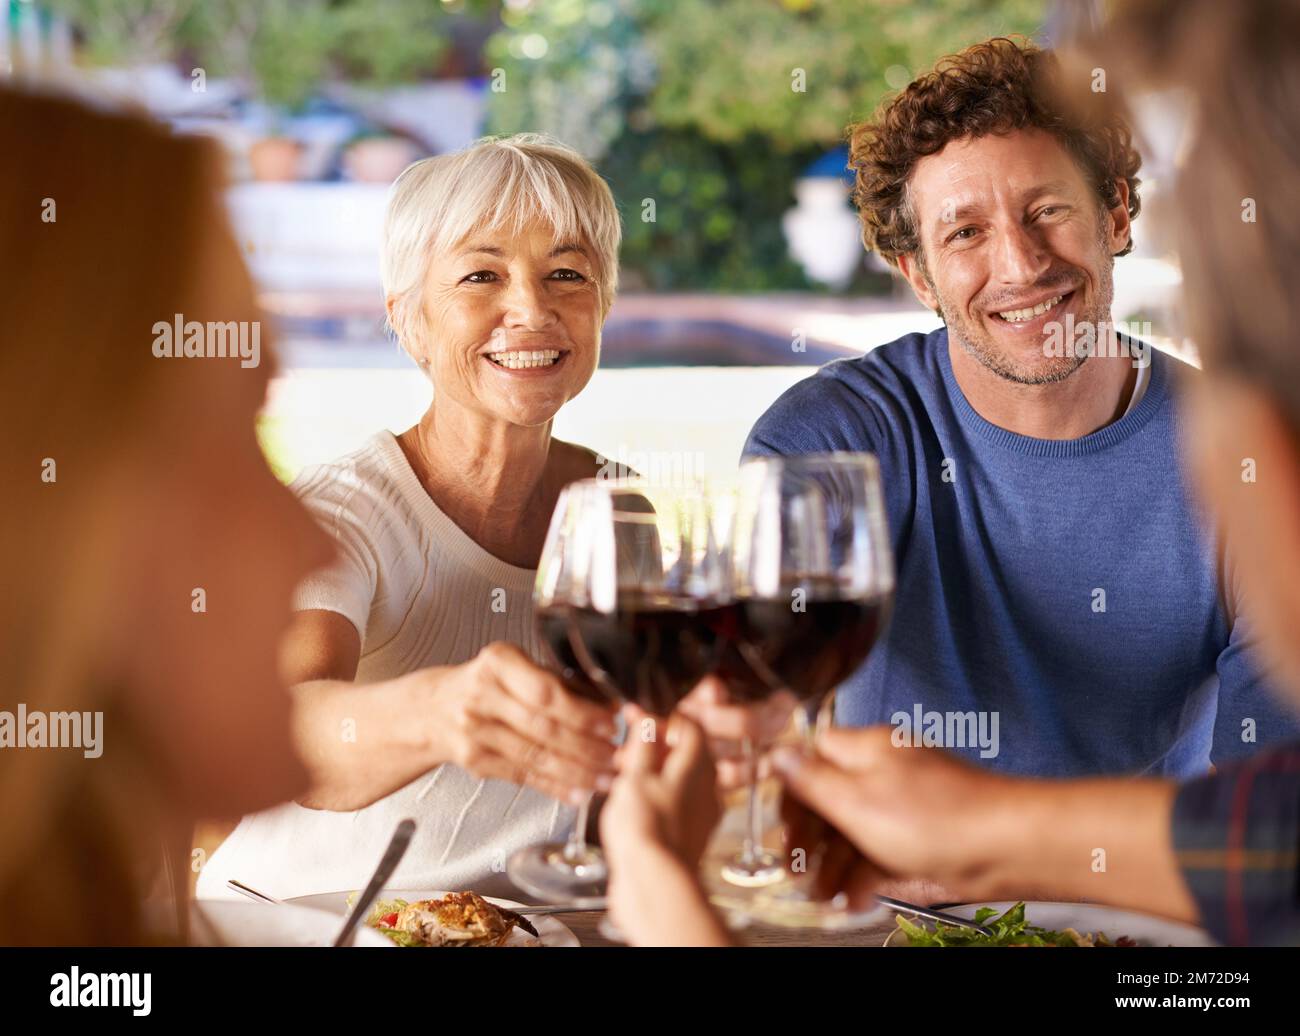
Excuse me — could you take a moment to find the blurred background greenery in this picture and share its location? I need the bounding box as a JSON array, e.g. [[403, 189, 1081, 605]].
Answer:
[[21, 0, 1118, 485], [486, 0, 1044, 291], [32, 0, 1046, 292]]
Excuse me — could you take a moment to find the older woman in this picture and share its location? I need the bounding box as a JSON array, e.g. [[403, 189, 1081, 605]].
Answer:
[[198, 134, 636, 899]]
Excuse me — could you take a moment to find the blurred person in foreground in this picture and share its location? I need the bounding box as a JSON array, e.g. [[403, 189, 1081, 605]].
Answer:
[[0, 87, 334, 944], [602, 0, 1300, 946]]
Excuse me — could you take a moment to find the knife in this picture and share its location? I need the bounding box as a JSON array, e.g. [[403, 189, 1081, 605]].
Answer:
[[333, 818, 417, 947]]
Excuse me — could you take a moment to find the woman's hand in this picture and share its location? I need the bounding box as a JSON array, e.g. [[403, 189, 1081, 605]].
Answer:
[[429, 641, 619, 804], [288, 619, 618, 811], [677, 676, 798, 791], [605, 706, 721, 866], [600, 708, 733, 946]]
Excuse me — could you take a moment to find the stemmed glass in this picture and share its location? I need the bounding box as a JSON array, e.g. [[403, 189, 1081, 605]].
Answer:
[[507, 480, 620, 907], [712, 474, 827, 887], [713, 453, 895, 922], [507, 476, 730, 906]]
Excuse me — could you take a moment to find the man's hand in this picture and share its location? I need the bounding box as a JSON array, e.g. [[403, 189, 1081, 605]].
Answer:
[[772, 726, 1197, 925], [772, 726, 1016, 901]]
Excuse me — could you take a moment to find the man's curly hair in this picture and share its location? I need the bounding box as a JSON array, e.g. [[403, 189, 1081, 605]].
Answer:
[[850, 37, 1142, 268]]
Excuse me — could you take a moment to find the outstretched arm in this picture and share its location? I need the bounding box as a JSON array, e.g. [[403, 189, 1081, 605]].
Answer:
[[773, 727, 1198, 923]]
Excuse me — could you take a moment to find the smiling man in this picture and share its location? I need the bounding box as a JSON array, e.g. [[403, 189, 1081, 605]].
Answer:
[[745, 37, 1298, 777]]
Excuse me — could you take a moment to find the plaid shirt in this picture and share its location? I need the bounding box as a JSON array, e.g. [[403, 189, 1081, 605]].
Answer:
[[1173, 742, 1300, 945]]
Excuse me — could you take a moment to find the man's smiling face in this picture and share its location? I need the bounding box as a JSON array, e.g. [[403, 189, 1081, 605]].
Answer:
[[897, 128, 1131, 385]]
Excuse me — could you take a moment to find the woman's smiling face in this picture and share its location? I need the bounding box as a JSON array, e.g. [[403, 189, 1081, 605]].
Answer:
[[409, 220, 603, 428]]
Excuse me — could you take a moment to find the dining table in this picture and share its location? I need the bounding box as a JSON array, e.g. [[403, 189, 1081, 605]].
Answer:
[[556, 780, 903, 946], [559, 909, 898, 947]]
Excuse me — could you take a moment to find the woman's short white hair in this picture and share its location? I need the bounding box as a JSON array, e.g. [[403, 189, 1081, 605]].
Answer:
[[382, 133, 622, 348]]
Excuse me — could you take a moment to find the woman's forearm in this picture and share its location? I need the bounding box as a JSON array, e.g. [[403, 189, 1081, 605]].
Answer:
[[979, 777, 1199, 924], [608, 844, 735, 947], [290, 670, 449, 811]]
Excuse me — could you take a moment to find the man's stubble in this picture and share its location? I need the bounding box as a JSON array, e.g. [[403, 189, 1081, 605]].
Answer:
[[923, 214, 1117, 386]]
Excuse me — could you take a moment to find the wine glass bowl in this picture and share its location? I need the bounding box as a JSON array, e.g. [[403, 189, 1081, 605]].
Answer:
[[559, 479, 731, 718]]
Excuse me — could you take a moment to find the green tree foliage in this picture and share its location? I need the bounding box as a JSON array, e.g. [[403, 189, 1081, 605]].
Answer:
[[602, 130, 816, 291], [486, 0, 1046, 291], [645, 0, 1048, 148], [483, 0, 651, 160], [43, 0, 197, 65], [47, 0, 460, 111]]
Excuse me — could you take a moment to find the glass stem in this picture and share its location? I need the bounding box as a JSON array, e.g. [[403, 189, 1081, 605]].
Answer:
[[793, 703, 815, 746], [816, 691, 836, 736], [793, 692, 835, 745], [740, 736, 763, 865], [562, 792, 593, 866]]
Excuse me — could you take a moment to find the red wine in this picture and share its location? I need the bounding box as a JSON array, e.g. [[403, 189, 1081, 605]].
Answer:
[[567, 594, 729, 715], [535, 605, 616, 706], [716, 594, 892, 703]]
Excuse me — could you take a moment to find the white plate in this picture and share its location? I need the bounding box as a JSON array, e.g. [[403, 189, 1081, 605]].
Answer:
[[285, 889, 580, 948], [188, 899, 394, 947], [883, 900, 1216, 947]]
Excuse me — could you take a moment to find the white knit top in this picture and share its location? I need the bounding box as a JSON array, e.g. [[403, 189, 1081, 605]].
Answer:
[[196, 431, 574, 901]]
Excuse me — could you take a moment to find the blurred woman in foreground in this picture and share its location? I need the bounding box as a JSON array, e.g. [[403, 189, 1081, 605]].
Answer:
[[602, 0, 1300, 946], [0, 87, 332, 944]]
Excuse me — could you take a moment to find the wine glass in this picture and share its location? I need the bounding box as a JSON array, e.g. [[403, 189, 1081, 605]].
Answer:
[[572, 475, 731, 942], [713, 453, 895, 925], [507, 476, 730, 907], [507, 481, 621, 908], [559, 476, 730, 719], [712, 475, 828, 887]]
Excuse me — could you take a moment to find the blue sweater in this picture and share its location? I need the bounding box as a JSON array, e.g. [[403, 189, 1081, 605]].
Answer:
[[744, 328, 1299, 777]]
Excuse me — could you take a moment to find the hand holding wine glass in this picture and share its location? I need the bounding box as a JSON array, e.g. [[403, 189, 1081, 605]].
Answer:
[[606, 705, 722, 869], [771, 725, 1016, 906], [429, 641, 619, 803]]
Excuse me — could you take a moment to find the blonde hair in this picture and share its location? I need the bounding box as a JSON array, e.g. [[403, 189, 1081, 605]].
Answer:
[[381, 133, 622, 348], [0, 86, 225, 945]]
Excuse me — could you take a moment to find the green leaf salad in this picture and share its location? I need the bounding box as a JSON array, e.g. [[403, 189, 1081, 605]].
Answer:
[[893, 902, 1135, 947]]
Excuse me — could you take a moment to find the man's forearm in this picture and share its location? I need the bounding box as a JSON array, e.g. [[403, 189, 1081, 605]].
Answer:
[[980, 777, 1200, 924]]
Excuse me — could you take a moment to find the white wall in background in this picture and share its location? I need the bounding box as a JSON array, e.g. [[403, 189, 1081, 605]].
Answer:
[[228, 183, 388, 293], [262, 367, 814, 484]]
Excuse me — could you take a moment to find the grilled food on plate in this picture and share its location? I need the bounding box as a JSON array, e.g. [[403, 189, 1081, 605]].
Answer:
[[365, 891, 539, 947]]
